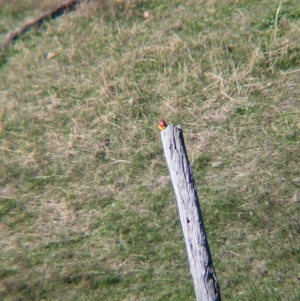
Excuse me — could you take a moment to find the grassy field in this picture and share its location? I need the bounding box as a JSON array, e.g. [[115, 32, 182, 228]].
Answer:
[[0, 0, 299, 300]]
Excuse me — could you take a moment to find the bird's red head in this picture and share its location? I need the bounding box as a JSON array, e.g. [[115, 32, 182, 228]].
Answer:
[[158, 120, 167, 131]]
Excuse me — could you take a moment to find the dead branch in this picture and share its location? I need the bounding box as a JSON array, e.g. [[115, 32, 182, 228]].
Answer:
[[0, 0, 85, 51]]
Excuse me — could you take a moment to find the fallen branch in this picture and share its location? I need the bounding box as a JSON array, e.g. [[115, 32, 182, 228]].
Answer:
[[0, 0, 85, 51]]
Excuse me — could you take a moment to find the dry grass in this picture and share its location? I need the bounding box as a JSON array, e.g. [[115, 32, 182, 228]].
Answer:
[[1, 0, 300, 300]]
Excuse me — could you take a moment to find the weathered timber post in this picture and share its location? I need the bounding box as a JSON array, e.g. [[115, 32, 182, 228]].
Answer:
[[160, 124, 221, 301]]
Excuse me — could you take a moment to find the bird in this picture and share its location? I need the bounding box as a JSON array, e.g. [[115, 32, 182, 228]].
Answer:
[[158, 120, 167, 131]]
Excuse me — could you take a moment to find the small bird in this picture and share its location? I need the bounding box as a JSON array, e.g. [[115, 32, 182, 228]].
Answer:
[[158, 120, 167, 131]]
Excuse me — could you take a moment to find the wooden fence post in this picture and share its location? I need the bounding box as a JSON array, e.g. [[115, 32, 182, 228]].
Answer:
[[160, 124, 221, 301]]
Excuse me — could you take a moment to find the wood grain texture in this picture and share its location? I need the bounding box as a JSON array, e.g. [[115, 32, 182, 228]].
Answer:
[[161, 125, 221, 301]]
